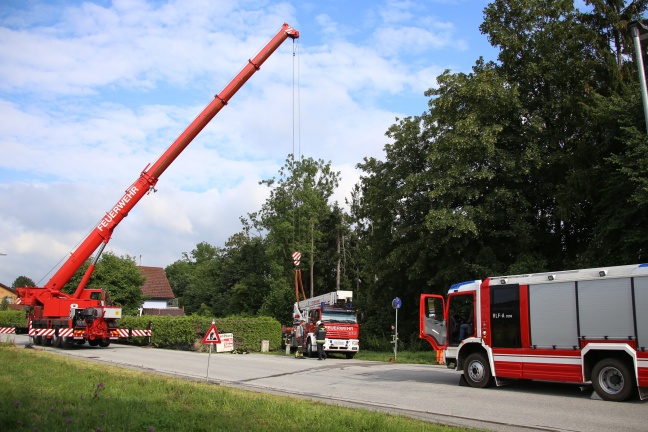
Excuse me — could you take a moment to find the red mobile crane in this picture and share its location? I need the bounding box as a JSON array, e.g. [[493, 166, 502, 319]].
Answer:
[[16, 23, 300, 348]]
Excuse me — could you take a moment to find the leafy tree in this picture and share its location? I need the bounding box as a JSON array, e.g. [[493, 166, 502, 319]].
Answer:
[[222, 233, 271, 316], [12, 276, 35, 288], [352, 0, 648, 343], [258, 279, 294, 324], [247, 154, 343, 322], [166, 242, 226, 316], [165, 259, 193, 302], [479, 0, 648, 268], [580, 83, 648, 264], [194, 303, 214, 317], [166, 233, 274, 318], [352, 113, 440, 341]]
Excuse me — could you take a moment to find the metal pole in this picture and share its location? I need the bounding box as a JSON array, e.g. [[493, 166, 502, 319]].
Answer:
[[394, 308, 398, 361], [631, 25, 648, 134], [206, 344, 212, 382], [206, 319, 214, 382]]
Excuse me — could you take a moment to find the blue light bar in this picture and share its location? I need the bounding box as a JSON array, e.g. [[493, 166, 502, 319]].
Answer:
[[449, 280, 479, 293]]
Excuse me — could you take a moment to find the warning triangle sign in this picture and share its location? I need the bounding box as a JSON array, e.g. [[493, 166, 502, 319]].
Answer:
[[202, 323, 221, 345]]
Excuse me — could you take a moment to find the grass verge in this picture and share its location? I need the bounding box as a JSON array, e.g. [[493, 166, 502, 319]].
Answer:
[[1, 345, 472, 432], [352, 349, 439, 364], [269, 347, 441, 365]]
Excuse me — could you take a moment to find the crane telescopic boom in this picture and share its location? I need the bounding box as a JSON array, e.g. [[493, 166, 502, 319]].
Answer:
[[14, 24, 298, 349], [41, 23, 299, 293]]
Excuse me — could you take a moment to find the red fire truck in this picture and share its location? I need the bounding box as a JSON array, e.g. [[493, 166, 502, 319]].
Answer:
[[420, 263, 648, 401], [15, 23, 299, 348], [283, 290, 360, 359]]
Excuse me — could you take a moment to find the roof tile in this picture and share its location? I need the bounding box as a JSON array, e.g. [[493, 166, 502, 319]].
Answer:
[[137, 266, 175, 300]]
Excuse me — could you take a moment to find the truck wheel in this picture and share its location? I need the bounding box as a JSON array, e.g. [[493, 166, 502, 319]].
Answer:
[[51, 334, 61, 348], [307, 340, 315, 358], [98, 339, 110, 348], [592, 358, 635, 402], [32, 336, 41, 345], [463, 352, 493, 388], [88, 339, 99, 347], [43, 336, 52, 346], [60, 337, 73, 349]]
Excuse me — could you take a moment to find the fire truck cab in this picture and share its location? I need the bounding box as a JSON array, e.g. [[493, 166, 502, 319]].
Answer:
[[420, 264, 648, 402]]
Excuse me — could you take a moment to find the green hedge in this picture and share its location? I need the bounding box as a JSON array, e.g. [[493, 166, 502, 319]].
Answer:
[[0, 310, 27, 328], [119, 315, 281, 352], [0, 310, 280, 352]]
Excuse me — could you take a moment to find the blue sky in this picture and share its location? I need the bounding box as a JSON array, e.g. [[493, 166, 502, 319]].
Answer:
[[0, 0, 497, 285]]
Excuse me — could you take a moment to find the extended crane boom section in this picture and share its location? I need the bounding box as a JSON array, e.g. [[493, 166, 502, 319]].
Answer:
[[15, 23, 299, 349], [42, 23, 299, 293]]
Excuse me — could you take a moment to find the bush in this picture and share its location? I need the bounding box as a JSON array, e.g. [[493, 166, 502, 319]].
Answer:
[[118, 314, 281, 352], [0, 310, 27, 328], [0, 310, 281, 353], [359, 331, 393, 351]]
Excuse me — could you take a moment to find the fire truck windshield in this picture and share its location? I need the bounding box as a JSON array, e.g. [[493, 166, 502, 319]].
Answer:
[[321, 310, 357, 323]]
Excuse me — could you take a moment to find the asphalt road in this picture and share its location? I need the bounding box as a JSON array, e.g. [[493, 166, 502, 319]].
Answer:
[[9, 335, 648, 431]]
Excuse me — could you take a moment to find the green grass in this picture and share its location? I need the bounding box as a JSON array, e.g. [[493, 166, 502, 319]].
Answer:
[[0, 345, 473, 432], [352, 349, 440, 364], [270, 346, 441, 365]]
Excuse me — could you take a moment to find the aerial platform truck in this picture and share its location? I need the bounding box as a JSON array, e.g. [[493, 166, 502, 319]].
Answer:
[[15, 23, 300, 348], [283, 253, 360, 359]]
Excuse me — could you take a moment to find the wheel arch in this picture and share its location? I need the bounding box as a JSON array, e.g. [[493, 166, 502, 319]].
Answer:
[[582, 344, 637, 383], [457, 341, 489, 371]]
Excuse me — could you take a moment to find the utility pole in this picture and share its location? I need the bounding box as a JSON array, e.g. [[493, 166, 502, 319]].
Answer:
[[629, 20, 648, 135]]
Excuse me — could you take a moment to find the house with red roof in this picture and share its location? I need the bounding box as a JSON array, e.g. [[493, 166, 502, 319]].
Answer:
[[137, 266, 185, 316]]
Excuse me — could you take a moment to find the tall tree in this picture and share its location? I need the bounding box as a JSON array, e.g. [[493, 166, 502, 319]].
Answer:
[[221, 231, 272, 316], [352, 0, 648, 344], [353, 112, 441, 342], [12, 276, 35, 289], [166, 242, 226, 316], [249, 154, 341, 299]]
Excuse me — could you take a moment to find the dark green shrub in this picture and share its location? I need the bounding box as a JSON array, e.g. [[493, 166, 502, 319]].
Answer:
[[117, 314, 281, 351], [0, 310, 27, 328]]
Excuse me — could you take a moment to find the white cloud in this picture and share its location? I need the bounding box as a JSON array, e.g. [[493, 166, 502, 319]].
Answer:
[[0, 0, 298, 94]]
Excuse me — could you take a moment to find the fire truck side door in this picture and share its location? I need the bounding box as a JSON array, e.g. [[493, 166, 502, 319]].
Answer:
[[420, 294, 447, 350]]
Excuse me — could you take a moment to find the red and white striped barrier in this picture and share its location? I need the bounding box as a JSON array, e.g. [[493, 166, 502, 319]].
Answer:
[[9, 326, 151, 339], [29, 328, 55, 337], [117, 329, 152, 337], [58, 328, 74, 337], [27, 328, 74, 337], [132, 329, 152, 337]]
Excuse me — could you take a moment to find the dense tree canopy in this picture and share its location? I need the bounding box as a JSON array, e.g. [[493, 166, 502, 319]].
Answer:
[[12, 276, 35, 289], [350, 0, 648, 342]]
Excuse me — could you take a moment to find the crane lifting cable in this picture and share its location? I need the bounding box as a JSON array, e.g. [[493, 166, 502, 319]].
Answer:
[[290, 34, 307, 305]]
